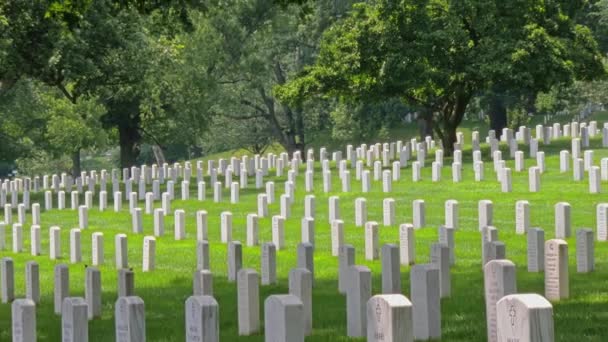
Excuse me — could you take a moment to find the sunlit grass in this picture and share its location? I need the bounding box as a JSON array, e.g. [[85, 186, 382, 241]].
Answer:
[[1, 131, 608, 341]]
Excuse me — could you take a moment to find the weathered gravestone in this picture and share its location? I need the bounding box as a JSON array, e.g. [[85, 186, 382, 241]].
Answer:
[[399, 224, 415, 266], [576, 228, 594, 273], [54, 264, 69, 315], [115, 296, 146, 342], [496, 294, 554, 342], [484, 260, 517, 342], [527, 228, 545, 272], [85, 267, 102, 319], [1, 257, 14, 303], [25, 261, 39, 303], [516, 200, 530, 235], [264, 295, 304, 342], [366, 294, 414, 342], [62, 297, 89, 342], [261, 242, 277, 285], [118, 269, 135, 298], [430, 243, 450, 298], [381, 244, 401, 294], [346, 265, 372, 338], [365, 221, 379, 260], [410, 264, 440, 340], [339, 244, 355, 294], [545, 239, 569, 301], [193, 270, 213, 296], [289, 268, 313, 336], [237, 269, 260, 335], [12, 298, 36, 342], [554, 202, 571, 238], [228, 241, 242, 282]]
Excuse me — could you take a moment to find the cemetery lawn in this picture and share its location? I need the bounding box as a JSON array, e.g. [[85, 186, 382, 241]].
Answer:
[[2, 136, 608, 341]]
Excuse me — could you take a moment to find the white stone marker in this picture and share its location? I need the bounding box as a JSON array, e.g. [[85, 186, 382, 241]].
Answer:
[[197, 181, 206, 201], [25, 261, 39, 303], [576, 228, 594, 273], [410, 264, 440, 340], [220, 211, 232, 243], [1, 257, 14, 303], [399, 223, 415, 266], [261, 242, 277, 285], [362, 170, 371, 192], [237, 269, 260, 335], [597, 203, 608, 241], [365, 221, 379, 260], [115, 296, 146, 342], [439, 226, 455, 265], [412, 161, 421, 182], [54, 264, 69, 315], [301, 217, 315, 245], [264, 295, 304, 342], [30, 225, 40, 256], [474, 161, 484, 181], [478, 200, 493, 231], [11, 224, 22, 253], [115, 234, 128, 269], [228, 241, 242, 282], [62, 297, 89, 342], [86, 267, 102, 319], [70, 228, 82, 263], [12, 298, 36, 342], [331, 219, 344, 257], [554, 202, 571, 238], [152, 208, 164, 237], [527, 228, 545, 272], [272, 215, 285, 250], [496, 294, 554, 342], [573, 158, 584, 181], [516, 200, 530, 235], [174, 209, 186, 240], [484, 259, 517, 342], [445, 199, 458, 229], [339, 244, 355, 294], [304, 194, 315, 218], [195, 240, 210, 271], [381, 244, 401, 294], [346, 265, 372, 338], [366, 294, 414, 342], [589, 166, 601, 193], [142, 236, 156, 272], [50, 226, 61, 259], [383, 198, 396, 226], [193, 270, 213, 296], [413, 199, 425, 229], [131, 208, 143, 234], [431, 243, 450, 298], [289, 268, 313, 336], [114, 191, 122, 212], [545, 239, 569, 301], [355, 198, 367, 227]]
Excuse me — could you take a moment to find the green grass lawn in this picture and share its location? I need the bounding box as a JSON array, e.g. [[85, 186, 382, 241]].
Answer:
[[2, 128, 608, 341]]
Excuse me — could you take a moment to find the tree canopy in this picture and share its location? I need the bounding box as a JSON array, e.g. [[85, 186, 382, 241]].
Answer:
[[277, 0, 605, 153]]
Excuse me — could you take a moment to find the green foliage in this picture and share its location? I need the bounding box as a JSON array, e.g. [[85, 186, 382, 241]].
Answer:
[[278, 0, 605, 152]]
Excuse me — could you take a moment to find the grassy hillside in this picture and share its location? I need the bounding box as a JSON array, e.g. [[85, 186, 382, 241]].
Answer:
[[1, 119, 608, 341]]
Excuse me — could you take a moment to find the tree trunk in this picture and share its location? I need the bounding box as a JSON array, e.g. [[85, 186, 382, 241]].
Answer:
[[152, 145, 166, 166], [488, 93, 507, 139], [417, 110, 434, 140], [118, 122, 140, 169], [71, 149, 81, 177], [441, 90, 472, 156]]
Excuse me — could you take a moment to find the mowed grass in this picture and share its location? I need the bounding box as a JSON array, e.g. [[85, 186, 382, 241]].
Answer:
[[1, 135, 608, 341]]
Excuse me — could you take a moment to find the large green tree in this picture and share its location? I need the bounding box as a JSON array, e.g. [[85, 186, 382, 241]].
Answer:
[[278, 0, 605, 154]]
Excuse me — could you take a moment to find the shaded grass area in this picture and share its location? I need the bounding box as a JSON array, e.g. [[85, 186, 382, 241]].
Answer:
[[1, 132, 608, 341]]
